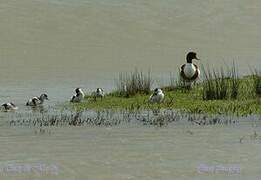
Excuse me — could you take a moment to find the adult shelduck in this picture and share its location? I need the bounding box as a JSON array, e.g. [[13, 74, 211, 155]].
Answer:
[[149, 88, 164, 103], [180, 52, 200, 87], [92, 88, 104, 101], [1, 102, 18, 111], [26, 94, 49, 106], [70, 88, 85, 103]]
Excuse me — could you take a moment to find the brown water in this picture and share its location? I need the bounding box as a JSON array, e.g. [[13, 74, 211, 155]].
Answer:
[[0, 0, 261, 179]]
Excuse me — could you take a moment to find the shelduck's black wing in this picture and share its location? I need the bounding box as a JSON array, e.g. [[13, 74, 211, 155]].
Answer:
[[10, 102, 16, 107], [180, 64, 189, 80], [70, 95, 76, 102]]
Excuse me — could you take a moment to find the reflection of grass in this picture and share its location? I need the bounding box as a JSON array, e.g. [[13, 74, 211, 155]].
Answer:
[[70, 77, 261, 116], [10, 110, 239, 127]]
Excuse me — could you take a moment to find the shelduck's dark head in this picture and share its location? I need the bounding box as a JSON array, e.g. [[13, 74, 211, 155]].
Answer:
[[186, 52, 199, 63], [40, 93, 49, 100], [2, 103, 8, 108], [153, 88, 162, 95], [75, 88, 80, 94]]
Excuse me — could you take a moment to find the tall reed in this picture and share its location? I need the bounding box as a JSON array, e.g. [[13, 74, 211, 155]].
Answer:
[[229, 62, 240, 99], [253, 69, 261, 97], [116, 69, 152, 97], [202, 66, 229, 100], [202, 63, 240, 100]]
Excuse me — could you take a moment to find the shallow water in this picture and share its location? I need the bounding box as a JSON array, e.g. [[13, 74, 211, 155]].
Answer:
[[0, 110, 261, 179], [1, 0, 261, 179], [3, 112, 260, 180]]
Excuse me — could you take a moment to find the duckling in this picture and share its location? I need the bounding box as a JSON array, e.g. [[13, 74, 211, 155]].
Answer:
[[180, 52, 200, 87], [1, 102, 18, 111], [70, 88, 85, 103], [149, 88, 164, 103], [26, 93, 49, 106], [92, 88, 104, 101]]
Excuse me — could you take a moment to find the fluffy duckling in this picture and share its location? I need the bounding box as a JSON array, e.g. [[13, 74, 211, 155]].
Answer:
[[26, 94, 49, 106], [180, 52, 200, 87], [92, 88, 104, 101], [70, 88, 85, 103], [149, 88, 164, 103], [1, 102, 18, 111]]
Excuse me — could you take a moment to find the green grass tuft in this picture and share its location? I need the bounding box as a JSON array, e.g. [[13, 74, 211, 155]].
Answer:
[[115, 69, 152, 97], [253, 69, 261, 97]]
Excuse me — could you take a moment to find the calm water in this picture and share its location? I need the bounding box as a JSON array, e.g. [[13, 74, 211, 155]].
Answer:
[[0, 0, 261, 179], [1, 0, 261, 103], [0, 112, 261, 179]]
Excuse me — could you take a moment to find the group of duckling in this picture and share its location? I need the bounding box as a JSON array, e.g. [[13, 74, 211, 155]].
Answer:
[[1, 52, 200, 111], [1, 93, 49, 111], [69, 87, 165, 104], [70, 87, 104, 103], [1, 87, 105, 111]]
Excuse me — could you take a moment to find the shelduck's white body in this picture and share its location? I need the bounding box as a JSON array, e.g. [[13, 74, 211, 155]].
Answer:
[[183, 63, 197, 78], [149, 88, 164, 103]]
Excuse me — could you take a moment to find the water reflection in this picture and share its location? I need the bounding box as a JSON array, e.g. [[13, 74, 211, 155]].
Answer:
[[29, 105, 48, 114], [4, 108, 260, 128]]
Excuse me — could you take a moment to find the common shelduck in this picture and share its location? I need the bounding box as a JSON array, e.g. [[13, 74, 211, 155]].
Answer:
[[26, 94, 49, 106], [92, 88, 104, 101], [180, 52, 200, 87], [149, 88, 164, 103], [70, 88, 85, 103], [1, 102, 18, 111]]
